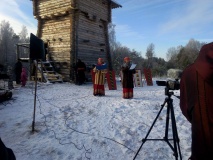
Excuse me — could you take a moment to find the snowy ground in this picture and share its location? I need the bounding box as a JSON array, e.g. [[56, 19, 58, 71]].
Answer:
[[0, 79, 191, 160]]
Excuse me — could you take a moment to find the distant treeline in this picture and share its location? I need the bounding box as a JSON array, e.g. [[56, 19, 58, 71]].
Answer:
[[0, 20, 29, 70], [0, 20, 206, 78], [108, 23, 206, 77]]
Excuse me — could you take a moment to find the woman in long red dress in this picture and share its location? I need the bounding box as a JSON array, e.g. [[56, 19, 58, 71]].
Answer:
[[121, 57, 136, 99], [93, 58, 107, 96]]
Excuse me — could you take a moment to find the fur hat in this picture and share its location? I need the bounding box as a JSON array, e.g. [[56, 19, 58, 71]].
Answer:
[[124, 57, 130, 61], [98, 58, 103, 61]]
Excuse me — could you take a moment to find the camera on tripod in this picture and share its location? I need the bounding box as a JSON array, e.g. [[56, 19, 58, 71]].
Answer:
[[134, 78, 182, 160], [156, 79, 180, 96]]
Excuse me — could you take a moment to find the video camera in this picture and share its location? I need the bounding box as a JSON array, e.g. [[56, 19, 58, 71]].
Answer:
[[156, 79, 180, 96]]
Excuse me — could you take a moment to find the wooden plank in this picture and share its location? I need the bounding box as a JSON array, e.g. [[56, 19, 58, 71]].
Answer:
[[78, 0, 109, 21], [37, 0, 72, 17]]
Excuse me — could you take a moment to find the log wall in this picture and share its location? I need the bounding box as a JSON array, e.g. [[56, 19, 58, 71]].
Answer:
[[76, 0, 110, 65], [33, 0, 119, 81], [78, 0, 109, 22], [41, 16, 72, 80], [36, 0, 72, 19], [35, 0, 75, 80], [77, 12, 107, 65]]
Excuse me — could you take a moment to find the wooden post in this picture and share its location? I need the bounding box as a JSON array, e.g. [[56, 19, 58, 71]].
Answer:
[[40, 60, 44, 82], [16, 45, 20, 61], [70, 8, 78, 82], [37, 18, 42, 38], [32, 60, 38, 132]]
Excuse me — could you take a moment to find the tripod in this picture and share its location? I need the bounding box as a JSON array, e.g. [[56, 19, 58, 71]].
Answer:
[[133, 91, 182, 160]]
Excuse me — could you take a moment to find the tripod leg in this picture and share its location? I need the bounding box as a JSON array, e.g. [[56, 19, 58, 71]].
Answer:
[[170, 100, 182, 160], [164, 100, 170, 139], [133, 101, 166, 160]]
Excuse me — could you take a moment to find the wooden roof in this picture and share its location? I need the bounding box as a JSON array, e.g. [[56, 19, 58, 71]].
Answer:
[[31, 0, 122, 9], [110, 0, 122, 9]]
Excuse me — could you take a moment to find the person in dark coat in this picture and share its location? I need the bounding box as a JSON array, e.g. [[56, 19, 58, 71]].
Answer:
[[0, 138, 16, 160], [76, 59, 86, 85], [121, 57, 136, 99], [14, 59, 22, 84], [180, 42, 213, 160]]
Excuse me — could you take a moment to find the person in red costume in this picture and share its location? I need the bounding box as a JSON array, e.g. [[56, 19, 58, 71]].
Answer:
[[93, 58, 107, 96], [21, 67, 27, 87], [180, 42, 213, 160], [121, 57, 136, 99]]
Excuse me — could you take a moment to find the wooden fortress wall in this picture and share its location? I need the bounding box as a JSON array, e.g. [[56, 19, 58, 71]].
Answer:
[[77, 0, 110, 64], [33, 0, 74, 80], [33, 0, 120, 80]]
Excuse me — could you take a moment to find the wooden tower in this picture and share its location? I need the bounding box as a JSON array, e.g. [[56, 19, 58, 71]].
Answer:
[[32, 0, 121, 81]]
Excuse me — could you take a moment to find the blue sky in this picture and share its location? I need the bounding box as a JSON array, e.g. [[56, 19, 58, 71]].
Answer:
[[0, 0, 37, 35], [113, 0, 213, 59], [0, 0, 213, 59]]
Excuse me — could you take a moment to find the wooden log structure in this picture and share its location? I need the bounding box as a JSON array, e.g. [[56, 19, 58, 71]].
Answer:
[[32, 0, 121, 81]]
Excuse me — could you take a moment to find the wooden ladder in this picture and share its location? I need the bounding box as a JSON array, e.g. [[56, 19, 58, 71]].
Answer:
[[36, 61, 63, 83]]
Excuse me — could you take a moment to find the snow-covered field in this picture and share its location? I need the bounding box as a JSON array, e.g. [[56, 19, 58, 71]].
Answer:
[[0, 79, 191, 160]]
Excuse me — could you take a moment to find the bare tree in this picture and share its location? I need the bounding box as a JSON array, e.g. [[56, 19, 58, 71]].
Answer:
[[166, 46, 183, 68], [185, 38, 204, 62], [18, 25, 30, 58], [177, 39, 205, 69], [19, 25, 29, 43], [112, 43, 130, 74], [186, 38, 204, 52], [146, 43, 155, 59], [145, 43, 155, 68], [167, 39, 205, 70], [108, 23, 116, 51], [166, 47, 178, 61], [0, 20, 15, 67]]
